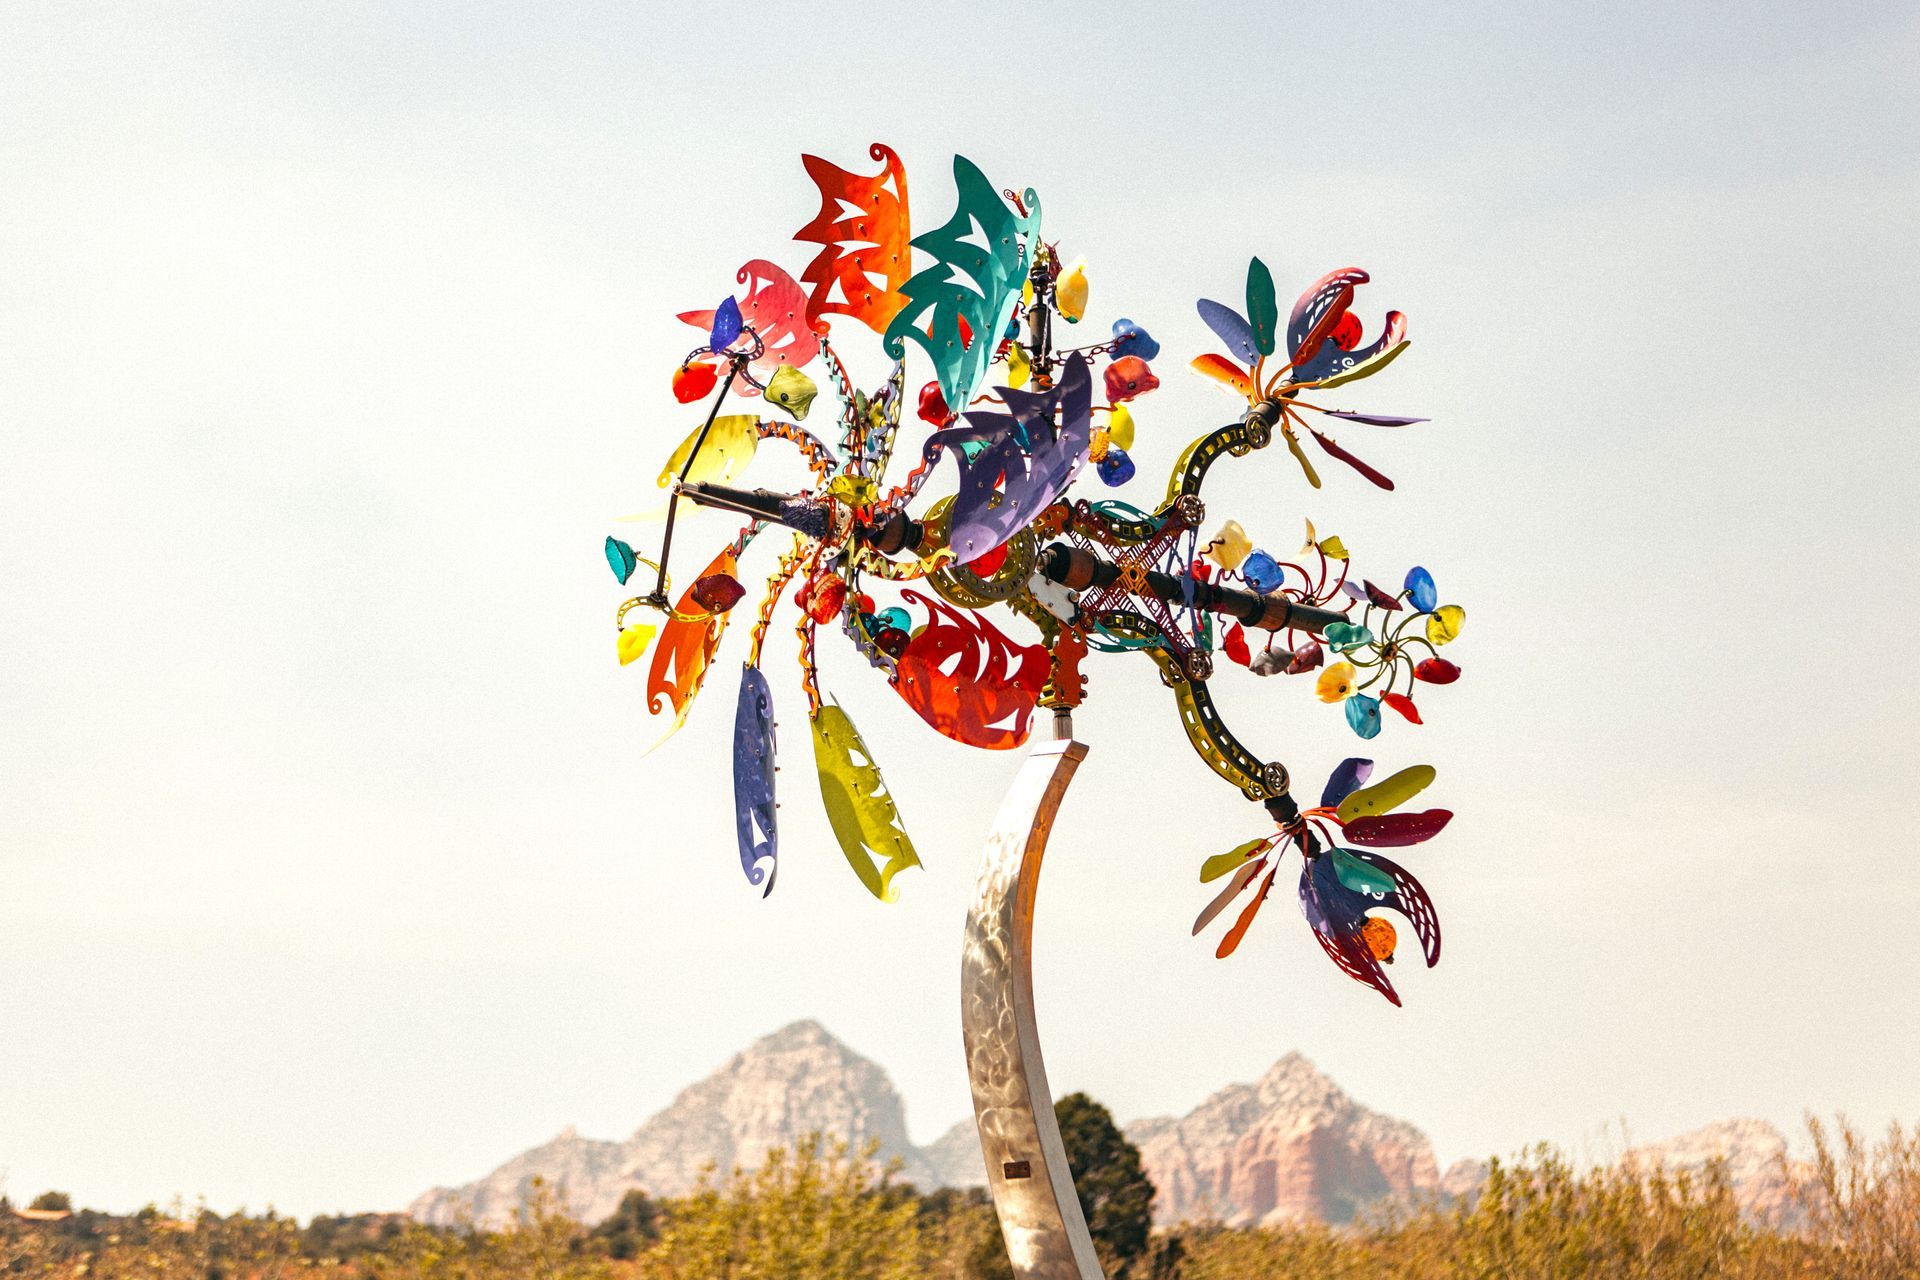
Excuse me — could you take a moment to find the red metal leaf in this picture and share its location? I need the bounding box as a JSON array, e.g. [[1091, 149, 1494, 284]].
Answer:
[[891, 590, 1045, 750], [1344, 809, 1453, 847], [1382, 691, 1423, 724], [1307, 427, 1396, 490], [1222, 622, 1251, 666]]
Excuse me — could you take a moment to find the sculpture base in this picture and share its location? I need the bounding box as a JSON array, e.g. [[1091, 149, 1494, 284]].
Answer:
[[961, 737, 1104, 1280]]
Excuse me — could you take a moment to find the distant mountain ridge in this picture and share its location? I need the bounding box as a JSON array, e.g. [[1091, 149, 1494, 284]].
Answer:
[[410, 1020, 1798, 1228], [411, 1020, 931, 1227]]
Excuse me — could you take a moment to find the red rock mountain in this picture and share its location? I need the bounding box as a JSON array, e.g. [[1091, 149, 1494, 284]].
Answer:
[[409, 1021, 1801, 1230], [1125, 1051, 1440, 1227]]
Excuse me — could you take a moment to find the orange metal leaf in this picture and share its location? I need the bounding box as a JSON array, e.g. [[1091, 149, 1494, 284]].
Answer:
[[647, 547, 737, 739], [793, 143, 912, 334], [1189, 353, 1254, 398], [1215, 865, 1278, 958], [891, 589, 1046, 750]]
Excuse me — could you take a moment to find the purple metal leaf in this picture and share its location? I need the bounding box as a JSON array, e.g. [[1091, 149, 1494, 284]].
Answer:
[[1317, 409, 1428, 427], [927, 352, 1093, 563], [1197, 299, 1258, 364], [1320, 757, 1374, 808], [731, 665, 778, 895], [1299, 853, 1401, 1005]]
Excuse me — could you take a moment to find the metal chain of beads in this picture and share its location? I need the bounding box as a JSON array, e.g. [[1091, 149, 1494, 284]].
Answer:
[[818, 339, 867, 470], [746, 534, 809, 670], [756, 419, 837, 481]]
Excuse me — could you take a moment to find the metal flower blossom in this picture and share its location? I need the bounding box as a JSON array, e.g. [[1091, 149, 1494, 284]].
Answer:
[[603, 144, 1473, 1008]]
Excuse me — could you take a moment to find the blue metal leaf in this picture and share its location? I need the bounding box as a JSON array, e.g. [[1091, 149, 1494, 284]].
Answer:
[[709, 295, 743, 351], [1196, 299, 1258, 364], [1320, 757, 1375, 808], [731, 666, 778, 895], [1404, 566, 1437, 613]]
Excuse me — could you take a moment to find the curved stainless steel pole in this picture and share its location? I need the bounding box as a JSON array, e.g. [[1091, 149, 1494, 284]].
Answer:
[[961, 736, 1105, 1280]]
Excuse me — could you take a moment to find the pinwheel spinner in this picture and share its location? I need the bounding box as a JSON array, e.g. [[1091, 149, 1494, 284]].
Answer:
[[605, 143, 1472, 1008]]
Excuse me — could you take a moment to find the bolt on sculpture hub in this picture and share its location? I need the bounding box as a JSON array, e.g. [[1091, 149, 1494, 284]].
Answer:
[[604, 144, 1471, 1277]]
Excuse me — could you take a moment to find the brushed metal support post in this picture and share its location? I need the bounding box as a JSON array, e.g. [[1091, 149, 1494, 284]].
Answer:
[[962, 738, 1104, 1280]]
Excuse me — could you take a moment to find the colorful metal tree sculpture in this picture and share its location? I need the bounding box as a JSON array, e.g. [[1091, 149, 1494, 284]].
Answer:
[[606, 144, 1470, 1278]]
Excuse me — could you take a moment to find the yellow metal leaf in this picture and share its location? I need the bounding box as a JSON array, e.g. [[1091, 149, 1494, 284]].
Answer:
[[1313, 340, 1409, 389], [1426, 604, 1465, 645], [1316, 661, 1357, 702], [1089, 427, 1111, 462], [829, 474, 878, 507], [658, 414, 758, 488], [1284, 428, 1322, 488], [616, 623, 656, 666], [812, 702, 920, 902], [1007, 342, 1032, 389], [1200, 837, 1269, 883], [1107, 403, 1135, 451], [1336, 765, 1437, 823]]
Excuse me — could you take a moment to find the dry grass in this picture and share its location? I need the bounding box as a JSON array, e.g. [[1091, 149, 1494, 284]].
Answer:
[[5, 1118, 1916, 1279]]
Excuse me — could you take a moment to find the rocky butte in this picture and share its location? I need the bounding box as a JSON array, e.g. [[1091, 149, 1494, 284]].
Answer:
[[411, 1020, 1801, 1230]]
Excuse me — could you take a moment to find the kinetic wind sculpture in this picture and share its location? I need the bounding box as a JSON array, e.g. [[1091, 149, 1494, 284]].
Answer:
[[606, 144, 1470, 1278]]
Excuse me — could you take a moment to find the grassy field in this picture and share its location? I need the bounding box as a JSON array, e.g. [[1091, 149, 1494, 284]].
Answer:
[[6, 1120, 1916, 1279]]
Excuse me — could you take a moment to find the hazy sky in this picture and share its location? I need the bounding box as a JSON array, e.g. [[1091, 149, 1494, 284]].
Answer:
[[4, 1, 1917, 1221]]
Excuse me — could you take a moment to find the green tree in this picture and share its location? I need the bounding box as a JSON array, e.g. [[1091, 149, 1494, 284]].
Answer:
[[1056, 1092, 1157, 1276], [590, 1187, 661, 1260], [27, 1192, 71, 1213]]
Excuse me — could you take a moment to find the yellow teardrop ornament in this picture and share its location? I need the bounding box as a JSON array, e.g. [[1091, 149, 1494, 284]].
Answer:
[[1316, 661, 1357, 703], [1007, 342, 1032, 389], [1203, 520, 1252, 571], [1056, 258, 1088, 323], [1426, 604, 1465, 645], [1106, 403, 1135, 452], [617, 623, 657, 666]]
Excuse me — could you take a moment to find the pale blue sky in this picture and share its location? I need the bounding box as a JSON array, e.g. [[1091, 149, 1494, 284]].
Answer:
[[3, 1, 1916, 1219]]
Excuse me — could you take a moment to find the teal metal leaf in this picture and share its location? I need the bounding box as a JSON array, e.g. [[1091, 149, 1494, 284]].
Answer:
[[1246, 257, 1278, 357], [1323, 621, 1375, 653], [1330, 847, 1395, 897], [605, 536, 638, 584], [883, 155, 1040, 413]]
